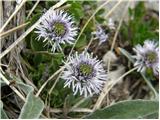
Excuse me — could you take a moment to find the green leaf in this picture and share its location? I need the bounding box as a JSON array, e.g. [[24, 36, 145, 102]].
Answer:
[[134, 2, 145, 19], [45, 1, 56, 9], [0, 101, 8, 119], [30, 34, 44, 51], [95, 16, 105, 24], [68, 1, 84, 22], [33, 54, 43, 65], [96, 8, 105, 15], [75, 34, 87, 48], [84, 100, 158, 119], [19, 92, 44, 119], [29, 13, 42, 25], [17, 82, 34, 95]]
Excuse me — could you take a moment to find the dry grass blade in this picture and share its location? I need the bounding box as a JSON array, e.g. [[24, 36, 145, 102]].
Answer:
[[0, 22, 29, 38], [48, 73, 61, 95], [27, 0, 40, 19], [0, 0, 27, 33], [0, 72, 26, 102], [36, 66, 65, 97], [0, 0, 3, 29], [104, 0, 122, 18], [50, 108, 93, 113], [71, 97, 90, 110]]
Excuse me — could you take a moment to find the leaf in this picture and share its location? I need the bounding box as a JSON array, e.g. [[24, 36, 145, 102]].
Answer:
[[96, 8, 105, 15], [19, 92, 44, 119], [33, 54, 43, 65], [68, 1, 84, 22], [10, 75, 34, 95], [118, 47, 135, 63], [75, 34, 87, 48], [45, 1, 57, 9], [84, 100, 158, 119], [0, 101, 8, 119], [29, 13, 42, 25], [95, 16, 105, 24], [30, 33, 44, 51], [17, 82, 34, 95]]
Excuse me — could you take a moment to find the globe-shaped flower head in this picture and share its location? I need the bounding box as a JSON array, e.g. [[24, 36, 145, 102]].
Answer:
[[92, 25, 108, 45], [61, 50, 107, 97], [133, 40, 159, 75], [35, 10, 77, 52]]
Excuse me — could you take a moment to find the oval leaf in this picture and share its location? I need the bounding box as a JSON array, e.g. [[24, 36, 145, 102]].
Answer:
[[84, 100, 158, 119], [19, 92, 44, 119]]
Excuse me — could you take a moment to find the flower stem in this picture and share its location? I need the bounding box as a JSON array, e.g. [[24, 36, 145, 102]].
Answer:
[[141, 73, 158, 99]]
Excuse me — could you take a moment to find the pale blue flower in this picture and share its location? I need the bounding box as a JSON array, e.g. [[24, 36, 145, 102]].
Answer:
[[61, 50, 107, 97], [133, 40, 159, 75], [35, 10, 77, 52], [92, 25, 108, 45]]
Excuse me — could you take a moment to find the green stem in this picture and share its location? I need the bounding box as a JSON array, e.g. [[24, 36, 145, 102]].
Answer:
[[141, 73, 158, 99]]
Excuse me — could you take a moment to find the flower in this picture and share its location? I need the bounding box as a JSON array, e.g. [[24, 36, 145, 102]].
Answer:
[[61, 50, 107, 97], [133, 40, 159, 75], [35, 10, 77, 52], [92, 25, 108, 45]]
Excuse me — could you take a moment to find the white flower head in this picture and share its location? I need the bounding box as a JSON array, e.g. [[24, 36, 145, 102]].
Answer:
[[61, 50, 107, 97], [35, 10, 77, 52], [92, 25, 109, 45], [133, 40, 159, 75]]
